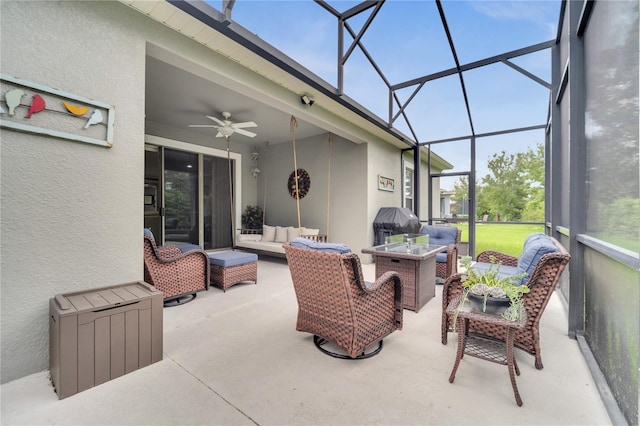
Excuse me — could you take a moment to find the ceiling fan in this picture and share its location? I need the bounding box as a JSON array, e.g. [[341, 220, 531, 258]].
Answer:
[[189, 111, 258, 138]]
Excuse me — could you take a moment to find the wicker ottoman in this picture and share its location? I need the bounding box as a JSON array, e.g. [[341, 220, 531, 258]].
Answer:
[[208, 251, 258, 292]]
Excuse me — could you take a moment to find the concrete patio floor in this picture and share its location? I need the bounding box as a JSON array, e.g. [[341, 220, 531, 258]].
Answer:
[[1, 257, 611, 425]]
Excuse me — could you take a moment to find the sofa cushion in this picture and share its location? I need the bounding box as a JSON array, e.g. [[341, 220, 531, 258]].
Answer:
[[420, 225, 458, 246], [290, 237, 351, 254], [516, 234, 557, 283], [436, 252, 447, 263], [262, 225, 276, 242]]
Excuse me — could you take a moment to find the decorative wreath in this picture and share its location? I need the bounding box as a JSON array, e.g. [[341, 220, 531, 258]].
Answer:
[[288, 168, 311, 199]]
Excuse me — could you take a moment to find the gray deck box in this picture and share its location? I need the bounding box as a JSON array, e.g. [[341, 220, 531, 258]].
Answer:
[[49, 281, 163, 399]]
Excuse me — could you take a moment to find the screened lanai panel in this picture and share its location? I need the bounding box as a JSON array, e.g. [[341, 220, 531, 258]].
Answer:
[[559, 84, 571, 226], [356, 0, 454, 81], [583, 248, 639, 425], [400, 74, 471, 142], [475, 129, 546, 222], [583, 0, 640, 253], [342, 46, 390, 121], [230, 1, 338, 86], [429, 139, 470, 174], [443, 0, 560, 65], [463, 62, 550, 134]]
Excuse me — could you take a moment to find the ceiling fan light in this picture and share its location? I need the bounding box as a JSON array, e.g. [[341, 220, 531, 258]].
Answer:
[[219, 126, 235, 137]]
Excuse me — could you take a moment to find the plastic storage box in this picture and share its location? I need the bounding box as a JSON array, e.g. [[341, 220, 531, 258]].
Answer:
[[49, 281, 163, 398]]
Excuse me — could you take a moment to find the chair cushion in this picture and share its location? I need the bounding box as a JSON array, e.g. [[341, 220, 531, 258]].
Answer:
[[289, 237, 351, 254], [209, 251, 258, 267], [167, 242, 202, 252], [420, 225, 458, 246], [471, 263, 520, 281], [516, 234, 557, 280], [144, 228, 155, 244], [436, 252, 447, 263]]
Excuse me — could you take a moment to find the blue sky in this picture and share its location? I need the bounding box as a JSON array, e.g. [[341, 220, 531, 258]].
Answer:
[[207, 0, 560, 186]]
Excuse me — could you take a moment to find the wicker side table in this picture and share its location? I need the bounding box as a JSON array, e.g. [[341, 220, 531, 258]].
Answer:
[[446, 297, 527, 406]]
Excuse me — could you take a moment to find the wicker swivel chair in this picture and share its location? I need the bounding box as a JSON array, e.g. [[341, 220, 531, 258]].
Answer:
[[143, 231, 210, 305], [441, 236, 571, 369], [284, 242, 403, 359], [420, 225, 461, 281]]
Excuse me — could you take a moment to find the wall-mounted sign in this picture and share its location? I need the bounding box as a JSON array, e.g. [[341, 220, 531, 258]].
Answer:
[[378, 175, 395, 192], [0, 73, 114, 148]]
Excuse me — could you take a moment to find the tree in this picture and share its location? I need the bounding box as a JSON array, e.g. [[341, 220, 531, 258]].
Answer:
[[449, 143, 545, 222], [480, 151, 528, 221]]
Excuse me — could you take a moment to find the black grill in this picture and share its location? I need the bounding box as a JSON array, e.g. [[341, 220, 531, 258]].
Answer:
[[372, 207, 420, 245]]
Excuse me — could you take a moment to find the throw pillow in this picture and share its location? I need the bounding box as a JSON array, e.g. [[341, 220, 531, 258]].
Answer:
[[287, 227, 301, 241], [275, 226, 290, 243], [261, 225, 276, 242], [301, 227, 320, 236]]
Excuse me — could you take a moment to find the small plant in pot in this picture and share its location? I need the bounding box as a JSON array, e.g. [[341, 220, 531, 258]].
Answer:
[[241, 205, 264, 230], [458, 255, 529, 321]]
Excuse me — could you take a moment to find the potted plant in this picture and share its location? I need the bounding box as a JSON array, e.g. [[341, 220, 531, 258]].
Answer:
[[241, 205, 264, 230], [457, 255, 529, 321]]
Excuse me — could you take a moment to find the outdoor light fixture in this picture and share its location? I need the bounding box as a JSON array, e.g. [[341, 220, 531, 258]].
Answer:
[[300, 95, 315, 106]]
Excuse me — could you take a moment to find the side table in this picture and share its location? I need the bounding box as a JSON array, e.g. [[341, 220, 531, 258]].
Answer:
[[446, 297, 527, 406], [362, 243, 446, 312]]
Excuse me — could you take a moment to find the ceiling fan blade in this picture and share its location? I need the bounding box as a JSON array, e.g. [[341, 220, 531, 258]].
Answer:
[[234, 128, 257, 138], [206, 115, 225, 126], [189, 124, 219, 128], [231, 121, 257, 129], [215, 131, 225, 138]]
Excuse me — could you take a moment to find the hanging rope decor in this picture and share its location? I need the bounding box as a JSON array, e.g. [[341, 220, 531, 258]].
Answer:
[[290, 115, 302, 230], [326, 133, 333, 240], [226, 135, 235, 249]]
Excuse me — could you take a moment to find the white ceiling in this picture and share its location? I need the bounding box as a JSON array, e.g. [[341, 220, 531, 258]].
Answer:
[[145, 55, 328, 148]]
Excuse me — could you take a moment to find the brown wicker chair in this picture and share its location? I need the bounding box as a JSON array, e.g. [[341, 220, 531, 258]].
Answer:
[[284, 243, 403, 359], [441, 236, 571, 369], [143, 233, 210, 305], [419, 225, 461, 281]]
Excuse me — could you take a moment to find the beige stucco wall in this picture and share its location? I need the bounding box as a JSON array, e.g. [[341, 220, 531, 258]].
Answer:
[[0, 0, 420, 383], [257, 134, 369, 254], [0, 1, 147, 383]]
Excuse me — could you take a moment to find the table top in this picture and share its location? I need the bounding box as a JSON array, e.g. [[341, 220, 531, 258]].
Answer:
[[362, 242, 447, 260], [446, 296, 527, 329]]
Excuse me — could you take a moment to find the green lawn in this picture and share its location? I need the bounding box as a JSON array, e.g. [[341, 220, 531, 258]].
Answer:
[[458, 223, 546, 257]]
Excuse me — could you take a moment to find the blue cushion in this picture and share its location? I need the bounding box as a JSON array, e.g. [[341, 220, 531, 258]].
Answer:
[[471, 262, 520, 281], [290, 237, 351, 254], [516, 234, 557, 283], [209, 251, 258, 267], [436, 252, 447, 263], [168, 242, 202, 253], [420, 225, 458, 246], [144, 228, 155, 242]]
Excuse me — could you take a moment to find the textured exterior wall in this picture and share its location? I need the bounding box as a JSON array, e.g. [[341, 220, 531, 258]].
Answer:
[[259, 134, 369, 255], [0, 1, 146, 383]]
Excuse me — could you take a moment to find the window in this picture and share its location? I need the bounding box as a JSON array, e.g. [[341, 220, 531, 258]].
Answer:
[[404, 162, 414, 211]]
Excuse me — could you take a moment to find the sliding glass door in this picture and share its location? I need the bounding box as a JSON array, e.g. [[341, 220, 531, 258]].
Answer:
[[164, 149, 199, 245], [203, 155, 232, 250]]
